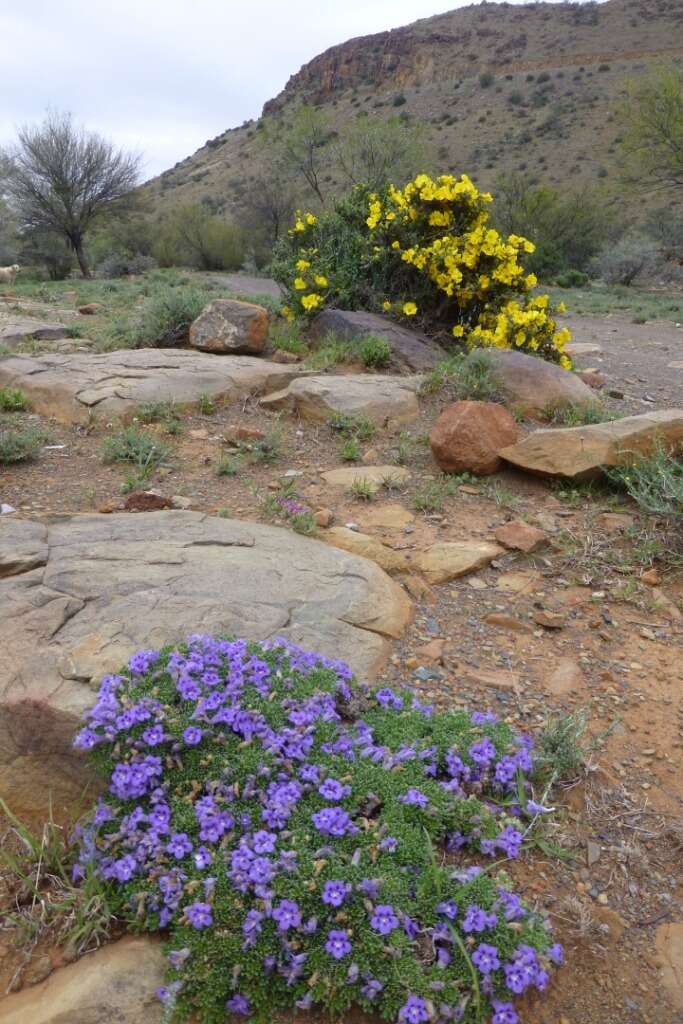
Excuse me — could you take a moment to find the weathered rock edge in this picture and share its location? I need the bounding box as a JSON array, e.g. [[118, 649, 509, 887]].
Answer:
[[0, 512, 412, 821]]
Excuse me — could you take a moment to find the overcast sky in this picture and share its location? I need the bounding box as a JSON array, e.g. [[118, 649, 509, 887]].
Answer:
[[1, 0, 593, 182]]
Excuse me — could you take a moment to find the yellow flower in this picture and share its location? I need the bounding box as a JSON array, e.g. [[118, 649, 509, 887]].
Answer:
[[382, 301, 392, 312], [402, 302, 418, 316], [557, 301, 567, 313], [295, 259, 310, 272], [314, 275, 328, 288], [281, 306, 294, 323], [293, 277, 306, 291], [294, 219, 305, 232], [525, 273, 538, 289], [560, 355, 572, 370], [301, 293, 323, 312], [452, 325, 465, 337], [306, 213, 317, 226], [391, 240, 401, 250]]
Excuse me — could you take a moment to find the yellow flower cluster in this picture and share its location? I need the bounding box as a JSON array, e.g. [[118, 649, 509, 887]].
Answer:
[[366, 173, 570, 364], [284, 220, 327, 316]]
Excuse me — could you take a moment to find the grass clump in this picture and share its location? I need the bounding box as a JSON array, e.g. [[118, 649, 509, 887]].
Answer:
[[102, 426, 170, 489], [350, 477, 376, 501], [0, 798, 112, 966], [261, 482, 316, 534], [73, 635, 563, 1024], [339, 437, 361, 462], [0, 424, 45, 463], [306, 333, 391, 371], [0, 387, 29, 412], [328, 412, 376, 443], [544, 402, 621, 427], [607, 442, 683, 520], [413, 476, 458, 513], [420, 351, 502, 403]]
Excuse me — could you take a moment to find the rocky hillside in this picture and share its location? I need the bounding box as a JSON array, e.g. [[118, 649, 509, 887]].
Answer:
[[143, 0, 683, 220]]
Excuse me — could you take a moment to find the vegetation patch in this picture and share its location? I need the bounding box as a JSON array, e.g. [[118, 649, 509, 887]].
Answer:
[[273, 174, 571, 366], [0, 387, 29, 412], [420, 351, 502, 403], [0, 423, 46, 463], [73, 636, 563, 1024]]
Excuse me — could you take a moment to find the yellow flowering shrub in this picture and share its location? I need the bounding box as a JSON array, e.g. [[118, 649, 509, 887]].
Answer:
[[271, 178, 571, 366]]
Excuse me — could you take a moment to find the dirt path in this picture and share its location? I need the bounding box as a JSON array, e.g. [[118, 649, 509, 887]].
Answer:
[[563, 313, 683, 414]]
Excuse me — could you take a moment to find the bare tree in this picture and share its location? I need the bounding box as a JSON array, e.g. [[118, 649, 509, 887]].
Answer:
[[275, 105, 331, 206], [241, 170, 296, 248], [334, 115, 433, 191], [2, 111, 141, 276]]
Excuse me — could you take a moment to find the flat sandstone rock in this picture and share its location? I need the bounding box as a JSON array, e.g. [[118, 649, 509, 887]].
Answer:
[[500, 410, 683, 479], [0, 512, 412, 821], [0, 348, 305, 424], [260, 374, 421, 425]]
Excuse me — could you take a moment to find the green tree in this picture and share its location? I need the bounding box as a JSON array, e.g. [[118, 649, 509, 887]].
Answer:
[[152, 204, 245, 271], [493, 172, 615, 276], [268, 105, 332, 206], [2, 110, 141, 277], [619, 63, 683, 191]]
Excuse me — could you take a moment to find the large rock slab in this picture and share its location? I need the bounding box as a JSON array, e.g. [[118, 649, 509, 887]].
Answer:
[[483, 349, 598, 417], [309, 309, 447, 372], [430, 400, 520, 476], [655, 920, 683, 1013], [0, 936, 164, 1024], [261, 374, 421, 426], [0, 512, 411, 821], [0, 316, 71, 346], [189, 298, 268, 355], [500, 410, 683, 480], [0, 349, 304, 424], [323, 526, 409, 573]]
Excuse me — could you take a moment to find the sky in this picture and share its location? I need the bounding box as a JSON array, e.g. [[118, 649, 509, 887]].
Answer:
[[1, 0, 594, 182]]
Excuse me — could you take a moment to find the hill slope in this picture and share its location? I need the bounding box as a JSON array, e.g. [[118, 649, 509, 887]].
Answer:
[[143, 0, 683, 221]]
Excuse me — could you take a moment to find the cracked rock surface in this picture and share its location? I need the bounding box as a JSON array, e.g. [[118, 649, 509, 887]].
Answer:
[[0, 512, 411, 820], [0, 349, 305, 423]]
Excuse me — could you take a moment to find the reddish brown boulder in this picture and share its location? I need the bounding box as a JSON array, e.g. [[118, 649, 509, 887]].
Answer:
[[430, 400, 520, 476], [78, 302, 103, 315], [189, 299, 268, 355]]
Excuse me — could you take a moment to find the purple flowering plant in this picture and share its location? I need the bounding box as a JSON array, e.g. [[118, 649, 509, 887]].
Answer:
[[73, 636, 562, 1023]]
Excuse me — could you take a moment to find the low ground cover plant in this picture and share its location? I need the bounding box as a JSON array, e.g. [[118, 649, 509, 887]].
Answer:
[[73, 635, 563, 1024], [0, 422, 46, 463], [0, 387, 29, 412], [272, 173, 571, 366]]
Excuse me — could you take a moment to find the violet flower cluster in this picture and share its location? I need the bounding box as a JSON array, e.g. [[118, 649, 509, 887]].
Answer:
[[73, 635, 562, 1024]]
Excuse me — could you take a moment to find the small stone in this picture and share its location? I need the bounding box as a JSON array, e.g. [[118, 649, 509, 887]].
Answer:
[[483, 613, 532, 634], [235, 426, 266, 442], [171, 495, 193, 510], [362, 448, 379, 463], [405, 655, 419, 669], [532, 609, 566, 629], [0, 503, 16, 515], [597, 893, 609, 905], [189, 428, 209, 440], [586, 840, 601, 866], [547, 658, 585, 696], [642, 568, 660, 586], [494, 520, 548, 553], [78, 302, 103, 315], [416, 639, 446, 663], [271, 348, 300, 364], [314, 509, 333, 528]]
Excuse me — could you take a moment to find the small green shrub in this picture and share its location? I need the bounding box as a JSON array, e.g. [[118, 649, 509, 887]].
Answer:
[[73, 636, 561, 1024], [554, 270, 589, 288], [198, 393, 216, 416], [607, 442, 683, 521], [328, 412, 377, 442], [420, 351, 502, 403], [544, 402, 621, 427], [358, 334, 391, 368], [134, 286, 211, 347], [217, 455, 242, 477], [0, 424, 45, 463], [0, 387, 29, 412], [350, 477, 376, 501], [102, 427, 170, 471], [137, 400, 177, 425], [339, 437, 361, 462]]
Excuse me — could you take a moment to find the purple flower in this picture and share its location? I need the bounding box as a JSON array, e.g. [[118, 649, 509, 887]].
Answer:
[[436, 900, 458, 920], [491, 1001, 519, 1024], [370, 904, 399, 935], [318, 778, 351, 801], [379, 836, 398, 852], [226, 993, 251, 1016], [272, 899, 301, 931], [322, 880, 351, 907], [496, 825, 523, 859], [167, 947, 190, 969], [110, 854, 137, 882], [462, 905, 497, 933], [182, 726, 203, 746], [471, 943, 500, 975], [398, 995, 430, 1024], [399, 788, 429, 808], [166, 833, 193, 860], [141, 724, 166, 747], [471, 711, 498, 725], [526, 800, 553, 816], [185, 902, 213, 929], [360, 977, 383, 1001], [548, 942, 564, 965], [193, 846, 213, 870], [311, 806, 357, 837], [251, 830, 277, 854], [495, 890, 524, 922], [358, 878, 381, 899], [325, 929, 352, 959], [375, 687, 403, 710], [469, 738, 496, 766]]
